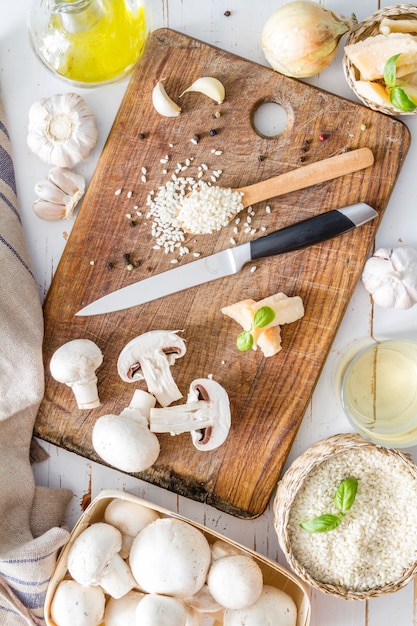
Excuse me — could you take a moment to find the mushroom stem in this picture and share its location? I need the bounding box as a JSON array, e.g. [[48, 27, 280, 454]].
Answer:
[[150, 401, 213, 434], [98, 551, 136, 599]]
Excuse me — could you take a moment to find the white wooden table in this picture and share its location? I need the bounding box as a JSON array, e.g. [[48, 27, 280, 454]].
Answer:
[[1, 1, 417, 624]]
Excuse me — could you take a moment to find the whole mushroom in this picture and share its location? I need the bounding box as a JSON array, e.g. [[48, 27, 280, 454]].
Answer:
[[49, 338, 103, 409], [104, 498, 160, 557], [104, 590, 145, 626], [50, 579, 105, 626], [67, 522, 136, 599], [223, 584, 297, 626], [129, 517, 211, 598], [92, 389, 160, 473], [117, 330, 186, 406], [135, 593, 201, 626], [149, 378, 231, 451], [207, 554, 263, 610]]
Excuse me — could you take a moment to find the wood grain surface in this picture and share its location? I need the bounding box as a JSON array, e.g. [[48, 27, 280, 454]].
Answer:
[[35, 28, 410, 519]]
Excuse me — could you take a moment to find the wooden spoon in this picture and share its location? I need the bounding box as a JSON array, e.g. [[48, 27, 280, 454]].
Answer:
[[178, 147, 374, 233]]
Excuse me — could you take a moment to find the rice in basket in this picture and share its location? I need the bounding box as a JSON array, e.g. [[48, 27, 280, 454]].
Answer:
[[274, 434, 417, 598]]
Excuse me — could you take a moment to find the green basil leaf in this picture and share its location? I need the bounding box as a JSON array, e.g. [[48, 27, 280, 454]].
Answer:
[[300, 513, 342, 533], [384, 54, 401, 88], [236, 331, 253, 351], [390, 86, 417, 112], [334, 477, 358, 513], [253, 305, 276, 329]]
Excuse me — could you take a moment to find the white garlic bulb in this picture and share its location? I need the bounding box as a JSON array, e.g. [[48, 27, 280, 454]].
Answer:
[[362, 247, 417, 309], [33, 167, 85, 221], [27, 93, 98, 168]]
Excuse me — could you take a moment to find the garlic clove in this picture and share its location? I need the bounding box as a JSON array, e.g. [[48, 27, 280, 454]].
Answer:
[[27, 92, 98, 168], [48, 166, 85, 198], [33, 198, 66, 221], [179, 77, 225, 104], [362, 247, 417, 310], [152, 81, 181, 117], [33, 166, 85, 220]]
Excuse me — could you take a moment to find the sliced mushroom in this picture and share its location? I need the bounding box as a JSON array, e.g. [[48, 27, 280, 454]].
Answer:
[[49, 338, 103, 409], [117, 330, 186, 406], [149, 378, 231, 451], [67, 522, 136, 599], [92, 390, 160, 473]]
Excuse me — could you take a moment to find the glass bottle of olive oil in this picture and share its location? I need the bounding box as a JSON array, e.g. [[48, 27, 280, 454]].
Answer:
[[29, 0, 148, 86]]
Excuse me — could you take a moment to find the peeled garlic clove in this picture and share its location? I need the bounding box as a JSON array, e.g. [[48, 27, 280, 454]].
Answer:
[[179, 77, 225, 104], [33, 167, 85, 221], [152, 81, 181, 117], [27, 93, 98, 168]]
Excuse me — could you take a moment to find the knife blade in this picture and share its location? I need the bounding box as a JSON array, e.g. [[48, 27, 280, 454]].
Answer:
[[75, 202, 377, 316]]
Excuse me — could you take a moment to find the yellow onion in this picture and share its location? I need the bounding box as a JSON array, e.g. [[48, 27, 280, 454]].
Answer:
[[261, 0, 354, 78]]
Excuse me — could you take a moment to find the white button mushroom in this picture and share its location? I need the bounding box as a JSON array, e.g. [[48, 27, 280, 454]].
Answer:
[[184, 583, 223, 614], [129, 517, 212, 598], [149, 378, 231, 451], [49, 338, 103, 409], [67, 522, 136, 599], [362, 246, 417, 309], [92, 389, 160, 473], [135, 593, 196, 626], [50, 579, 105, 626], [210, 538, 243, 561], [207, 554, 263, 610], [104, 590, 145, 626], [117, 330, 186, 406], [223, 585, 297, 626], [104, 498, 160, 557]]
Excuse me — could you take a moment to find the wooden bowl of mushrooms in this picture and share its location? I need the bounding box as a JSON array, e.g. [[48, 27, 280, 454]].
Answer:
[[45, 490, 311, 626], [343, 5, 417, 115], [274, 434, 417, 600]]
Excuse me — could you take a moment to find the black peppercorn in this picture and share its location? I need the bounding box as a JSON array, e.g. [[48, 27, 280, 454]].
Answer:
[[138, 133, 145, 140], [209, 129, 217, 136]]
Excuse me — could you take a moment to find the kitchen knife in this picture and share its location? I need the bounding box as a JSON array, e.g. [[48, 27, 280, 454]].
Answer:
[[76, 202, 377, 316]]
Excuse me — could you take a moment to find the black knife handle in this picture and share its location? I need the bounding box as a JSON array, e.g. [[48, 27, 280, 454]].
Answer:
[[250, 209, 355, 260]]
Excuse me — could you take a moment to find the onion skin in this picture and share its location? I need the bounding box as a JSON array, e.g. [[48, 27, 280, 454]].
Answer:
[[261, 0, 353, 78]]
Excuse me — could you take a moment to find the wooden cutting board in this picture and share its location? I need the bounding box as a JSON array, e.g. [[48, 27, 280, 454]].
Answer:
[[35, 28, 410, 519]]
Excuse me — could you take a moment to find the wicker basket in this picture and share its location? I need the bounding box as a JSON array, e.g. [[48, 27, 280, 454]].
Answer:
[[274, 433, 417, 600], [343, 5, 417, 115]]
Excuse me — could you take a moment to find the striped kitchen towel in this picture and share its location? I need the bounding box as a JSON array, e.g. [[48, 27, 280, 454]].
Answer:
[[0, 97, 72, 625]]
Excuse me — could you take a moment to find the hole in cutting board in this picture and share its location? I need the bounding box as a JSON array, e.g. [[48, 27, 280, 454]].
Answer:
[[252, 101, 288, 138]]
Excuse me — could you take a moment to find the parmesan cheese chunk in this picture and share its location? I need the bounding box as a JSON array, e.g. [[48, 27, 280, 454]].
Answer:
[[345, 33, 417, 80], [221, 292, 304, 357]]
